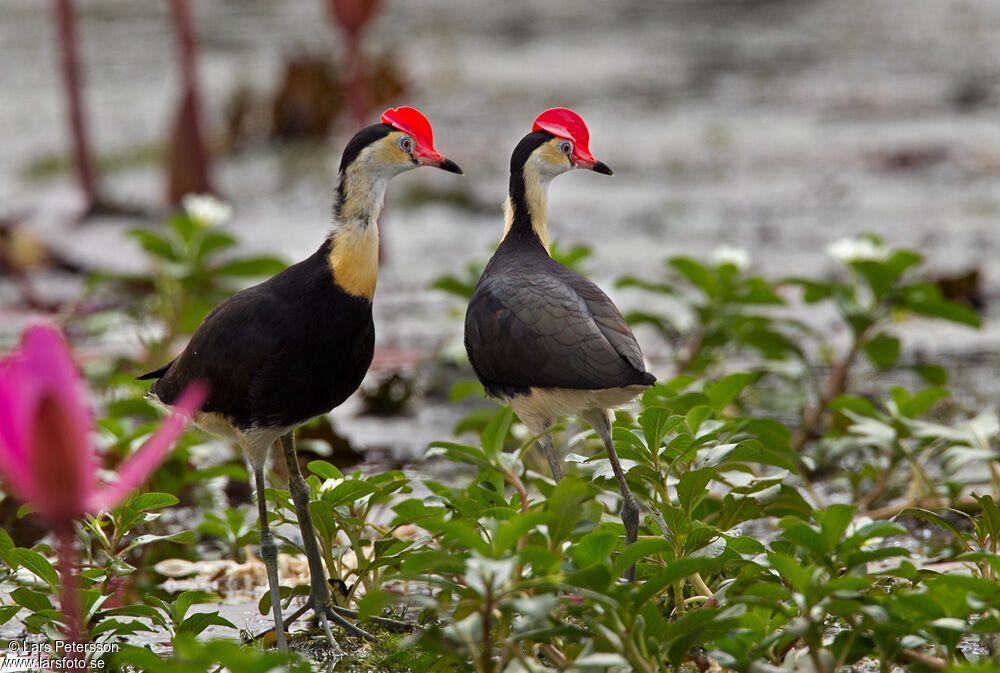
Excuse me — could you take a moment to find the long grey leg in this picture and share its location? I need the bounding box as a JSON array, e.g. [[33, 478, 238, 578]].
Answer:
[[582, 409, 639, 582], [278, 433, 343, 653], [537, 433, 564, 482], [254, 466, 287, 650]]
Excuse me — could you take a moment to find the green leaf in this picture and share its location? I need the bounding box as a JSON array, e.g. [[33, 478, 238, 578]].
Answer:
[[130, 492, 179, 512], [357, 589, 394, 621], [768, 553, 813, 592], [0, 528, 15, 568], [911, 364, 947, 385], [0, 605, 21, 625], [493, 512, 547, 553], [686, 405, 713, 434], [705, 372, 760, 411], [121, 530, 195, 555], [817, 504, 856, 548], [886, 249, 922, 277], [669, 257, 716, 296], [890, 386, 948, 418], [177, 611, 237, 635], [172, 590, 218, 625], [198, 230, 238, 255], [322, 480, 379, 508], [257, 585, 308, 617], [635, 557, 721, 605], [306, 460, 342, 481], [612, 538, 674, 576], [128, 229, 177, 261], [785, 277, 835, 303], [13, 548, 59, 589], [421, 520, 489, 555], [854, 260, 895, 299], [902, 283, 981, 327], [569, 532, 619, 568], [677, 468, 714, 515], [547, 478, 590, 544], [863, 333, 900, 368], [449, 379, 485, 402], [11, 587, 52, 612], [638, 406, 677, 454], [482, 406, 515, 460], [899, 508, 972, 551], [779, 523, 829, 558]]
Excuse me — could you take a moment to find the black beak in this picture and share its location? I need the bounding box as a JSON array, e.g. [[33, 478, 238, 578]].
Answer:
[[437, 158, 464, 175], [592, 160, 614, 176]]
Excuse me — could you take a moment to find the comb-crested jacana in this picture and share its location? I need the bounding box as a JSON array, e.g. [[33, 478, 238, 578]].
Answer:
[[464, 108, 654, 582], [140, 107, 461, 650]]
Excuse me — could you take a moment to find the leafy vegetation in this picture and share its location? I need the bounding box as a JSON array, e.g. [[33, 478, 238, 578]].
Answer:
[[2, 227, 998, 671]]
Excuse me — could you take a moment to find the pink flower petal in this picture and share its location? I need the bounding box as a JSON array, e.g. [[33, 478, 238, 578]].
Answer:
[[0, 339, 41, 497], [0, 324, 93, 508], [29, 395, 90, 520], [90, 380, 207, 513]]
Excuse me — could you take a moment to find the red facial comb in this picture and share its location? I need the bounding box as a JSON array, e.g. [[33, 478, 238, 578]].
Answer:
[[381, 106, 443, 162], [532, 108, 597, 166]]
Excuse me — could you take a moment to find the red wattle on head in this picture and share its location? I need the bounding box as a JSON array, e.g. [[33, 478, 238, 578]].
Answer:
[[381, 106, 443, 162], [532, 107, 598, 165]]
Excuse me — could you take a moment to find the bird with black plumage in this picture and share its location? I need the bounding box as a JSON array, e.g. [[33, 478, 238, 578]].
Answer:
[[139, 107, 462, 650], [464, 108, 655, 582]]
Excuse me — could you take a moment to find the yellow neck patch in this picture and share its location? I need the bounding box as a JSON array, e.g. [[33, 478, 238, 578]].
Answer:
[[326, 136, 409, 299], [327, 221, 379, 299]]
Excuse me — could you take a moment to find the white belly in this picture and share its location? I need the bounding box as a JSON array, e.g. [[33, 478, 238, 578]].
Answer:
[[503, 385, 649, 435], [193, 411, 291, 470]]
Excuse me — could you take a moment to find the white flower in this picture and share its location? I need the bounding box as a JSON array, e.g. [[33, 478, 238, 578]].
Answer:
[[182, 193, 232, 227], [826, 237, 888, 264], [320, 477, 343, 493], [712, 245, 750, 270]]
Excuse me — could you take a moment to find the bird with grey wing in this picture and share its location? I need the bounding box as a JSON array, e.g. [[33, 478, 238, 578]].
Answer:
[[465, 108, 655, 582]]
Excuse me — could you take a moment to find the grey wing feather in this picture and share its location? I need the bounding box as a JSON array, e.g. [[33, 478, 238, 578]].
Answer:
[[565, 272, 647, 373], [466, 268, 650, 391]]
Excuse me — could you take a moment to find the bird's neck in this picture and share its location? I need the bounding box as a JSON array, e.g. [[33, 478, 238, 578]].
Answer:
[[502, 161, 550, 253], [326, 165, 389, 300]]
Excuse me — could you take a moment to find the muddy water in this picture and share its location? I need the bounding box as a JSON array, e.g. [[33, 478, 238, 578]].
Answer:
[[1, 0, 998, 469], [2, 0, 1000, 656]]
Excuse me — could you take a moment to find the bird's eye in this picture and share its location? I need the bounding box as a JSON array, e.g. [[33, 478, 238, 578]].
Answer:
[[399, 136, 413, 152], [559, 140, 573, 156]]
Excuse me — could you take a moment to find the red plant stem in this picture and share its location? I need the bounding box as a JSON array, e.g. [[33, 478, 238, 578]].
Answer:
[[167, 0, 212, 202], [54, 0, 97, 207], [170, 0, 198, 99], [56, 520, 83, 667], [345, 31, 370, 128]]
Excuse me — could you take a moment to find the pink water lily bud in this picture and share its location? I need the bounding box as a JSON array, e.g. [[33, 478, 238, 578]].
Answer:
[[0, 324, 206, 523], [328, 0, 380, 34]]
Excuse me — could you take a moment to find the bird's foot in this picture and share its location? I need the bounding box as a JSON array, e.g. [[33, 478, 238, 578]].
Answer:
[[250, 599, 351, 655], [320, 600, 377, 644]]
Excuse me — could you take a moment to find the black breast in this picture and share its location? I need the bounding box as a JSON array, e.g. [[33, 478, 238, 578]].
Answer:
[[146, 240, 375, 431]]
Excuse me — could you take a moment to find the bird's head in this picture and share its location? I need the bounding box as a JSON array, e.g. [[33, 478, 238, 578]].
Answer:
[[512, 108, 613, 181], [339, 106, 463, 179]]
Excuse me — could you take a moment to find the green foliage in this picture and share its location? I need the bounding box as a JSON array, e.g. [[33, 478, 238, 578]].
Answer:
[[0, 491, 228, 647], [87, 206, 287, 364], [197, 507, 259, 561], [113, 635, 311, 672], [3, 232, 998, 671], [267, 461, 416, 604], [618, 254, 799, 374]]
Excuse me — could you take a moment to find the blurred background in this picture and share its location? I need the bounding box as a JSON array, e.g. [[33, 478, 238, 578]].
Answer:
[[1, 0, 999, 460]]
